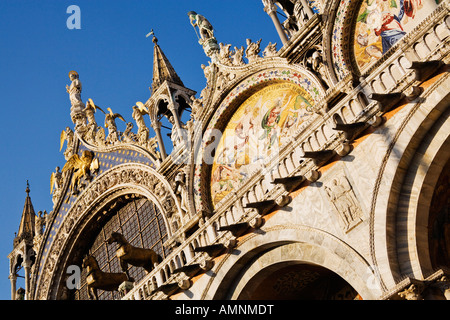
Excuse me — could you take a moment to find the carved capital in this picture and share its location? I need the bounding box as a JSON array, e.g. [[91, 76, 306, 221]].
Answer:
[[151, 120, 162, 131], [262, 0, 278, 15]]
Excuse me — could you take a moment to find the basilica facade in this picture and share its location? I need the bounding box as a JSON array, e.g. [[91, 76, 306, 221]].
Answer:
[[8, 0, 450, 300]]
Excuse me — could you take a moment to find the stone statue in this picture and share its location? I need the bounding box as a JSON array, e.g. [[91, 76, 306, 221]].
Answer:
[[147, 136, 161, 160], [82, 98, 105, 143], [104, 107, 126, 144], [219, 43, 233, 65], [279, 0, 311, 34], [175, 169, 189, 215], [190, 95, 203, 120], [245, 38, 262, 63], [60, 127, 74, 160], [263, 42, 278, 57], [305, 46, 330, 88], [121, 122, 136, 143], [232, 46, 245, 66], [325, 176, 362, 231], [95, 126, 106, 147], [84, 98, 103, 126], [15, 288, 25, 300], [66, 71, 86, 129], [132, 102, 150, 146], [201, 63, 213, 89], [50, 166, 63, 204], [293, 0, 310, 29], [66, 71, 83, 110], [35, 211, 45, 236], [398, 284, 423, 300], [168, 115, 182, 147], [188, 11, 219, 57], [188, 11, 215, 43]]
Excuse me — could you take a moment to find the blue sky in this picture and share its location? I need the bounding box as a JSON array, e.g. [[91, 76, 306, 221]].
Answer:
[[0, 1, 279, 299]]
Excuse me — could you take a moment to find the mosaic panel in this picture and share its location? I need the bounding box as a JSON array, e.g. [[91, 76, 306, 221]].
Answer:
[[353, 0, 438, 71], [332, 0, 440, 79], [210, 82, 314, 207], [193, 67, 324, 212]]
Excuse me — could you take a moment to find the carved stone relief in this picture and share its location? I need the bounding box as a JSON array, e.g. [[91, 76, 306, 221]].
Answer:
[[324, 174, 362, 232]]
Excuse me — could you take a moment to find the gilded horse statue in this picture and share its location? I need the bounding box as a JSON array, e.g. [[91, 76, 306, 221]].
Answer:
[[106, 232, 162, 280], [82, 255, 130, 300]]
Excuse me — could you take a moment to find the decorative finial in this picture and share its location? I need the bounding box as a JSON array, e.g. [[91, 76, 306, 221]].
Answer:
[[146, 29, 157, 44], [25, 180, 30, 195]]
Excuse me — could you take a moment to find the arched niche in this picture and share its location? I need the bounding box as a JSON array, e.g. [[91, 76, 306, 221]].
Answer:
[[370, 75, 450, 290], [391, 106, 450, 279], [199, 226, 381, 300]]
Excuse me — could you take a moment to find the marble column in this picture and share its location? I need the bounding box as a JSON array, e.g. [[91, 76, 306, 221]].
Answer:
[[263, 1, 289, 45], [152, 121, 167, 160], [9, 273, 17, 300]]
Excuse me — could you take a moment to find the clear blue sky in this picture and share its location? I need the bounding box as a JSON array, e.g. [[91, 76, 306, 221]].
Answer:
[[0, 1, 279, 299]]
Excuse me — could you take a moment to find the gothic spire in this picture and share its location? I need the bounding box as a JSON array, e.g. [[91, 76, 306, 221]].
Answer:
[[150, 32, 184, 92], [16, 181, 36, 243]]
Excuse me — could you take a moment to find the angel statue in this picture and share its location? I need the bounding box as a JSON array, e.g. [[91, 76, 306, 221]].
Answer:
[[50, 166, 63, 205], [132, 102, 150, 146], [84, 98, 105, 127], [104, 107, 126, 144], [83, 98, 105, 143], [62, 150, 99, 194], [60, 127, 75, 160]]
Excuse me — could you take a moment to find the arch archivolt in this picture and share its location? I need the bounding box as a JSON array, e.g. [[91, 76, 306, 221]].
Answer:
[[396, 110, 450, 278], [370, 74, 450, 291], [199, 225, 381, 300], [33, 163, 181, 300], [327, 0, 361, 81]]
